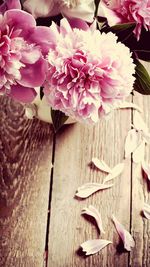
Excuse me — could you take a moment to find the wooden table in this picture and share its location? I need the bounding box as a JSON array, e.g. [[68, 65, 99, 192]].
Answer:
[[0, 64, 150, 267]]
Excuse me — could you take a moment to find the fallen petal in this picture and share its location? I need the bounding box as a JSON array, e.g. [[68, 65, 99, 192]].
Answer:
[[112, 215, 135, 251], [143, 203, 150, 220], [142, 161, 150, 181], [103, 163, 124, 183], [75, 183, 113, 199], [124, 129, 141, 158], [115, 101, 142, 113], [91, 158, 111, 173], [133, 141, 145, 163], [81, 205, 105, 234], [81, 239, 112, 255]]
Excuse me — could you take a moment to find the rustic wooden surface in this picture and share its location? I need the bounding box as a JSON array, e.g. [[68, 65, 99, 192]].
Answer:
[[0, 65, 150, 267]]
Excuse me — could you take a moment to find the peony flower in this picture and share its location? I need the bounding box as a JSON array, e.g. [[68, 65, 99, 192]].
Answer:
[[44, 18, 135, 123], [0, 8, 54, 103], [22, 0, 95, 22], [98, 0, 150, 40]]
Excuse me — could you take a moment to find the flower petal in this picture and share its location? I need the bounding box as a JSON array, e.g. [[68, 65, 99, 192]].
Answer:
[[98, 1, 122, 26], [81, 205, 105, 234], [0, 0, 21, 14], [23, 0, 58, 18], [75, 183, 113, 199], [28, 26, 57, 55], [133, 141, 145, 163], [81, 239, 112, 255], [19, 58, 47, 88], [112, 215, 135, 251], [143, 203, 150, 220], [133, 112, 149, 133], [125, 129, 141, 158], [91, 158, 111, 173], [67, 17, 89, 31], [103, 163, 124, 183], [62, 0, 95, 23], [10, 84, 37, 103], [142, 161, 150, 181]]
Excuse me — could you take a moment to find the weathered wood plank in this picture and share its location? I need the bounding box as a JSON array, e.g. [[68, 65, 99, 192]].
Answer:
[[130, 62, 150, 267], [48, 104, 132, 267], [0, 96, 53, 267]]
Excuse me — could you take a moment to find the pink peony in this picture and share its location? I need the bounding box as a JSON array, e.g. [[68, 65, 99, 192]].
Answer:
[[98, 0, 150, 40], [0, 8, 54, 103], [0, 0, 21, 14], [23, 0, 95, 22], [44, 18, 135, 123]]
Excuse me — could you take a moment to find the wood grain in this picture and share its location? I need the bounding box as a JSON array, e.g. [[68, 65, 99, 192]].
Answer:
[[0, 96, 53, 267], [48, 104, 132, 267], [130, 62, 150, 267]]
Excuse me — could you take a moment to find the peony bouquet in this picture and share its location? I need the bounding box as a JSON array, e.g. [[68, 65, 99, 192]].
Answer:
[[0, 0, 150, 131]]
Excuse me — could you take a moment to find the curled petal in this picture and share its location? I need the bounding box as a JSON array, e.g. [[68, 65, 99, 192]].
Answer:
[[75, 183, 113, 199], [23, 0, 58, 18], [10, 84, 37, 103], [0, 0, 21, 14], [125, 129, 141, 158], [5, 10, 36, 33], [81, 205, 105, 234], [143, 203, 150, 220], [133, 141, 145, 163], [98, 1, 122, 26], [81, 239, 112, 256], [67, 17, 90, 31], [103, 163, 124, 183], [91, 158, 111, 173], [112, 215, 135, 251], [19, 58, 47, 88]]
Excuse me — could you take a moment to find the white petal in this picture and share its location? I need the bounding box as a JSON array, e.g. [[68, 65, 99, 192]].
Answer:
[[143, 203, 150, 219], [112, 215, 135, 251], [142, 161, 150, 181], [91, 158, 111, 173], [133, 141, 145, 163], [81, 205, 105, 234], [75, 183, 113, 199], [133, 112, 149, 133], [124, 129, 141, 158], [103, 163, 124, 183], [115, 101, 142, 113], [81, 239, 112, 255]]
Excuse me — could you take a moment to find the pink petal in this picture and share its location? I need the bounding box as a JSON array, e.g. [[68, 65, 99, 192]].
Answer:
[[91, 158, 111, 173], [103, 163, 124, 183], [28, 26, 57, 55], [62, 0, 95, 23], [81, 239, 112, 255], [81, 205, 105, 234], [98, 1, 122, 26], [133, 141, 145, 163], [142, 161, 150, 181], [112, 215, 135, 251], [116, 101, 142, 113], [125, 129, 141, 158], [21, 48, 41, 64], [5, 10, 36, 33], [19, 58, 47, 88], [10, 84, 37, 103], [75, 183, 113, 199], [143, 203, 150, 220], [0, 0, 21, 13], [67, 17, 89, 31]]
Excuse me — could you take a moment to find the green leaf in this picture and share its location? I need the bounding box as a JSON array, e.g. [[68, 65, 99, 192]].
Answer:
[[40, 87, 44, 100], [134, 59, 150, 95], [51, 109, 69, 132], [110, 22, 136, 32]]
